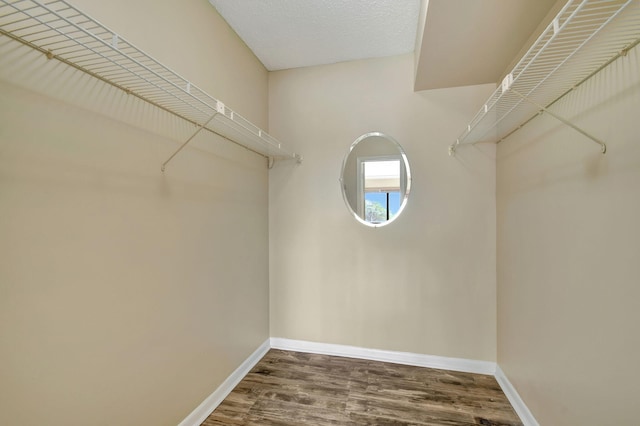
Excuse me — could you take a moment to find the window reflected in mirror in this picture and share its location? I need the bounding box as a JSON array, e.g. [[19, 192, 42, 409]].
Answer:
[[362, 159, 401, 224], [340, 132, 411, 227]]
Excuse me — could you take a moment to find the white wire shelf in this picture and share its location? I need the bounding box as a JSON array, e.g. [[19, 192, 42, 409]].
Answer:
[[451, 0, 640, 154], [0, 0, 302, 169]]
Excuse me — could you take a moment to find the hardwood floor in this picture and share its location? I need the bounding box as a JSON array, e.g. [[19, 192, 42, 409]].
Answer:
[[202, 349, 523, 426]]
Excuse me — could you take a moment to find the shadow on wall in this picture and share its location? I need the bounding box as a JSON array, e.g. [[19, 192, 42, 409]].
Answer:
[[0, 37, 270, 169], [497, 48, 640, 195]]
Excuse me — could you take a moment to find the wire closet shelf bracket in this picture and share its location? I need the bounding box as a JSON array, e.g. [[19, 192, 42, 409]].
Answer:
[[450, 0, 640, 156], [0, 0, 303, 170]]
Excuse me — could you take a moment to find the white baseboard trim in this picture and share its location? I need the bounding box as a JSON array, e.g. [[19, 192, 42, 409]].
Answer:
[[270, 337, 497, 376], [495, 365, 539, 426], [177, 338, 270, 426]]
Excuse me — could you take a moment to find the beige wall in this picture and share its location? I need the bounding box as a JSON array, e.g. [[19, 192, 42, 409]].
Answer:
[[269, 54, 498, 361], [497, 44, 640, 424], [0, 1, 271, 425]]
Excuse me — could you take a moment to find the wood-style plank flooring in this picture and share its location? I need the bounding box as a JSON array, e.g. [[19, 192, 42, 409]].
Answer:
[[202, 349, 523, 425]]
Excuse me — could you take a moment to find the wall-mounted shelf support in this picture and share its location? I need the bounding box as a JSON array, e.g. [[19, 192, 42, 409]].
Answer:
[[509, 88, 606, 154], [0, 0, 302, 170], [161, 112, 219, 172], [449, 0, 639, 157]]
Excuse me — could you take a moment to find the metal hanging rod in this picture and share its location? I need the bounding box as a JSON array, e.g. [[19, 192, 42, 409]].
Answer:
[[449, 0, 640, 156], [0, 0, 302, 169]]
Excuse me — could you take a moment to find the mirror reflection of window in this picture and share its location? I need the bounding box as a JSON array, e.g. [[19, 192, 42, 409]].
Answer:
[[363, 160, 401, 223], [340, 132, 411, 228]]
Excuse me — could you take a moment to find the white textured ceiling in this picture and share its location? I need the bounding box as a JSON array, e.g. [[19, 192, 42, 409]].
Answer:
[[208, 0, 421, 71]]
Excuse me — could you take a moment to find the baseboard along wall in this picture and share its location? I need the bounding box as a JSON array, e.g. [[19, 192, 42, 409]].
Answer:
[[270, 337, 497, 375], [494, 365, 540, 426], [177, 339, 271, 426], [178, 337, 538, 426]]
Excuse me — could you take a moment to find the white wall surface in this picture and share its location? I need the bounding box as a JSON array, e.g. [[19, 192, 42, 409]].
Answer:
[[497, 43, 640, 425], [0, 1, 270, 425], [269, 54, 498, 361]]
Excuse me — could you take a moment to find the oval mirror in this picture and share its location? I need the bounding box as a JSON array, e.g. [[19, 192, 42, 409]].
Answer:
[[340, 132, 411, 227]]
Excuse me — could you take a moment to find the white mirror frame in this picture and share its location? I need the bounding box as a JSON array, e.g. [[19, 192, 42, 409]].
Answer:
[[339, 132, 411, 228]]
